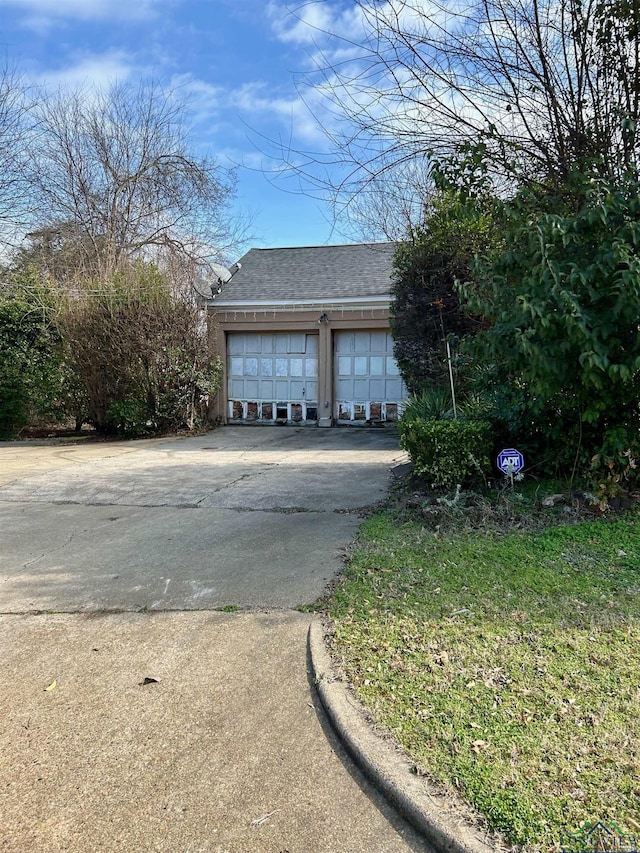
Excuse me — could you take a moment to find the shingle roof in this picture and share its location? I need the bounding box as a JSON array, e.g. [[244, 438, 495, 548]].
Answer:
[[215, 242, 397, 302]]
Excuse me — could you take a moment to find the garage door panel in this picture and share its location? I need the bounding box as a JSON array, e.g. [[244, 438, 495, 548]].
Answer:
[[355, 331, 371, 350], [228, 335, 244, 355], [335, 333, 353, 353], [354, 379, 370, 397], [354, 357, 368, 375], [369, 379, 385, 397], [337, 378, 354, 398], [386, 379, 404, 398], [370, 331, 388, 352], [289, 333, 306, 353], [370, 356, 384, 376], [337, 356, 351, 376], [262, 335, 275, 354], [289, 358, 303, 377], [245, 333, 261, 352]]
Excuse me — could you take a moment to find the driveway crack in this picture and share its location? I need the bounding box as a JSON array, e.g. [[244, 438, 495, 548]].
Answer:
[[19, 531, 76, 572], [195, 467, 274, 504]]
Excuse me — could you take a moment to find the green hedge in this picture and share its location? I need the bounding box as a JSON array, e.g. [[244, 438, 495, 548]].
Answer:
[[398, 417, 491, 489]]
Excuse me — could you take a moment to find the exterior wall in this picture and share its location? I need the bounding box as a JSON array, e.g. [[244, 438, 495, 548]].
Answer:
[[208, 302, 401, 426]]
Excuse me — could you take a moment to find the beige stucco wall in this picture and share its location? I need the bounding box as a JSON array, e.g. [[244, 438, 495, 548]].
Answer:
[[207, 303, 392, 426]]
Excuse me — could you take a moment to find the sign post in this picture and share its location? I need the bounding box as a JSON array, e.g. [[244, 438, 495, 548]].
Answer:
[[497, 448, 524, 484]]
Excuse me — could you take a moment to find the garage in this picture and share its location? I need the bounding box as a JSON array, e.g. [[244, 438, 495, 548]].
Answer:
[[209, 243, 408, 427], [227, 332, 319, 422], [334, 330, 407, 422]]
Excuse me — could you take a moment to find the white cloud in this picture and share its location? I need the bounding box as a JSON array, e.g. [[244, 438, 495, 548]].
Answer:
[[267, 1, 365, 45], [168, 74, 225, 123], [267, 1, 471, 52], [36, 50, 139, 89], [167, 72, 329, 147], [228, 81, 329, 144]]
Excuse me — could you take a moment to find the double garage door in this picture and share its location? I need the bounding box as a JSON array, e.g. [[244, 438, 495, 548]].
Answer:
[[227, 330, 406, 424]]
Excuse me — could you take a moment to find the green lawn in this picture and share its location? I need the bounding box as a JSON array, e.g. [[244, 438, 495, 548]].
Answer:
[[328, 512, 640, 850]]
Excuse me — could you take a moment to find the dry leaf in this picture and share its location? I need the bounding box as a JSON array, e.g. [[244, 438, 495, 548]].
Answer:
[[251, 810, 280, 827], [45, 679, 57, 692]]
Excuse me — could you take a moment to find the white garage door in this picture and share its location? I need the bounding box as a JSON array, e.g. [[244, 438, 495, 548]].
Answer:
[[334, 330, 407, 422], [227, 332, 319, 422]]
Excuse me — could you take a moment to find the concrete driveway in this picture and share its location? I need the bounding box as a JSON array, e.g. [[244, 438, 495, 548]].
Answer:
[[0, 426, 405, 612], [0, 427, 432, 853]]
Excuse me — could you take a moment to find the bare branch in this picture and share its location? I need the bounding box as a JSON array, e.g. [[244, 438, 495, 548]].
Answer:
[[266, 0, 640, 229], [22, 80, 241, 283]]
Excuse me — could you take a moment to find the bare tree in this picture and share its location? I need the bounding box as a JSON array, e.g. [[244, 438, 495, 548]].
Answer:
[[276, 0, 640, 215], [23, 81, 238, 282], [0, 65, 29, 249]]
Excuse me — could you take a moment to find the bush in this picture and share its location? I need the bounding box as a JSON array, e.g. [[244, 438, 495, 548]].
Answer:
[[0, 373, 29, 439], [460, 175, 640, 481], [0, 273, 67, 438], [589, 425, 640, 499], [401, 386, 455, 421], [105, 398, 151, 438], [399, 416, 491, 490], [391, 189, 498, 395], [60, 263, 221, 435]]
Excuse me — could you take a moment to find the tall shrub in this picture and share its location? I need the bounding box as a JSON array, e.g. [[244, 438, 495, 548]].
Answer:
[[60, 263, 220, 435], [391, 186, 498, 394], [0, 272, 66, 437], [460, 175, 640, 484]]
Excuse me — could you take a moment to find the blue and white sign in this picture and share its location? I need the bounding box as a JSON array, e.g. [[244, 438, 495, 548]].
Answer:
[[497, 448, 524, 475]]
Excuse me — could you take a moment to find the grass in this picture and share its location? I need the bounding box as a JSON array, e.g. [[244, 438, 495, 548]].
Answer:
[[327, 509, 640, 851]]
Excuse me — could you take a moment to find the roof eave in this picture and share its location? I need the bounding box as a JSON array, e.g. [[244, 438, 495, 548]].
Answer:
[[208, 295, 391, 309]]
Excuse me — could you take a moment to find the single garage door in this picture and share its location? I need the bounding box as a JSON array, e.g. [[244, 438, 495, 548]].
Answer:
[[334, 330, 407, 422], [227, 332, 319, 422]]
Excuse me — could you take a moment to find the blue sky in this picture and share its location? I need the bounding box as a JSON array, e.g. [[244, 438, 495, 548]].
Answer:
[[0, 0, 368, 256]]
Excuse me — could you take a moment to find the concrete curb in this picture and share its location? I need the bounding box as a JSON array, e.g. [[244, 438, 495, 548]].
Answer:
[[308, 619, 499, 853]]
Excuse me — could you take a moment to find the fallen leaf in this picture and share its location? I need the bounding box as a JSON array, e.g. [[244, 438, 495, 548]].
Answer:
[[471, 740, 489, 753], [139, 677, 159, 686], [251, 809, 280, 827], [44, 679, 57, 692]]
